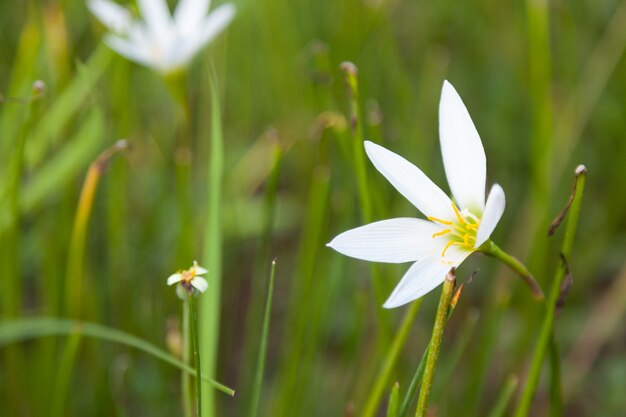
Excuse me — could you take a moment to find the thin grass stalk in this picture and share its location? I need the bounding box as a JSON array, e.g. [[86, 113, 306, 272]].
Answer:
[[200, 65, 224, 417], [513, 166, 587, 417], [386, 383, 400, 417], [51, 140, 129, 417], [182, 299, 192, 417], [339, 61, 390, 342], [486, 375, 518, 417], [0, 317, 234, 395], [1, 79, 42, 414], [65, 140, 129, 317], [415, 269, 456, 417], [240, 144, 283, 410], [50, 331, 80, 417], [362, 300, 421, 417], [248, 260, 277, 417], [189, 294, 203, 417], [548, 333, 563, 416]]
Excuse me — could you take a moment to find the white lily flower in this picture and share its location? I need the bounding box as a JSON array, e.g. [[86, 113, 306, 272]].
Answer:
[[167, 261, 209, 294], [87, 0, 236, 74], [328, 80, 507, 309]]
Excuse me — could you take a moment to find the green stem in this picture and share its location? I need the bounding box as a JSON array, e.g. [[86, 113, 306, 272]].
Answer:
[[189, 295, 202, 417], [548, 333, 563, 417], [415, 270, 456, 417], [486, 375, 518, 417], [480, 240, 544, 299], [513, 166, 587, 417], [50, 332, 80, 417], [386, 383, 400, 417], [399, 285, 462, 417], [362, 300, 421, 417], [339, 61, 390, 343], [201, 64, 224, 417], [248, 260, 276, 417], [182, 299, 192, 417]]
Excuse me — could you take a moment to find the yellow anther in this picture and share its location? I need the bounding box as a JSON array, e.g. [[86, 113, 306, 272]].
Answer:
[[441, 240, 459, 257], [432, 229, 451, 238], [452, 203, 467, 224], [465, 223, 479, 230], [428, 216, 452, 226]]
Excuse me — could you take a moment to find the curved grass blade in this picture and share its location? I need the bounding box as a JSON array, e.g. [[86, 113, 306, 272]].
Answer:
[[0, 317, 235, 396]]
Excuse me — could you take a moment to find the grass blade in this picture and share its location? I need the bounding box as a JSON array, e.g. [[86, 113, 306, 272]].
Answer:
[[248, 260, 277, 417], [0, 317, 234, 396]]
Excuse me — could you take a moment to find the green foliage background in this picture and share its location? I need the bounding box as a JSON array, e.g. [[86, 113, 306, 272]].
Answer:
[[1, 0, 626, 416]]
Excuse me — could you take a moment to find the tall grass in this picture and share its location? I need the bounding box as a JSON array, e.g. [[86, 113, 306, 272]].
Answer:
[[1, 1, 626, 416]]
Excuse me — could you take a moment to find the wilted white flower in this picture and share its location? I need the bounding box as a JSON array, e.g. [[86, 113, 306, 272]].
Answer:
[[88, 0, 235, 74], [328, 80, 506, 309], [167, 261, 209, 294]]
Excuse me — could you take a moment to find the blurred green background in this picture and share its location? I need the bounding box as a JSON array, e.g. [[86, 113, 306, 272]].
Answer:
[[1, 0, 626, 416]]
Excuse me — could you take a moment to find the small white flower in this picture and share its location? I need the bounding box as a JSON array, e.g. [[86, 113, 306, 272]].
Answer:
[[328, 80, 506, 309], [167, 261, 209, 294], [88, 0, 236, 74]]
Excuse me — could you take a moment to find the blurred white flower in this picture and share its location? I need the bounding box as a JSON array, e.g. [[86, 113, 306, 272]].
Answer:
[[328, 80, 506, 309], [88, 0, 235, 74], [167, 261, 209, 294]]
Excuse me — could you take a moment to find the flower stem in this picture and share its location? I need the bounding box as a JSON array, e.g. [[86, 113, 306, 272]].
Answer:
[[513, 165, 586, 417], [479, 240, 544, 299], [182, 299, 192, 417], [189, 294, 203, 417], [400, 283, 463, 417], [414, 269, 456, 417]]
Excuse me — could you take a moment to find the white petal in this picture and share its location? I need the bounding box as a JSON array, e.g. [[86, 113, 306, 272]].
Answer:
[[439, 80, 486, 213], [176, 3, 235, 63], [167, 273, 183, 286], [198, 4, 235, 43], [174, 0, 210, 32], [191, 277, 209, 293], [87, 0, 133, 33], [104, 34, 153, 67], [138, 0, 172, 35], [383, 245, 471, 308], [327, 218, 444, 263], [364, 141, 456, 222], [475, 183, 506, 248], [194, 265, 208, 275]]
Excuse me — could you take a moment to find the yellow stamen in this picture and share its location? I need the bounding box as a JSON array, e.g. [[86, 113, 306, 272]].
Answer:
[[465, 223, 479, 230], [427, 216, 452, 226], [441, 240, 459, 257], [432, 229, 451, 238], [452, 203, 467, 224]]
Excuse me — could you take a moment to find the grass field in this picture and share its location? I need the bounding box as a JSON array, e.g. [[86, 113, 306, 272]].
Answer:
[[1, 0, 626, 416]]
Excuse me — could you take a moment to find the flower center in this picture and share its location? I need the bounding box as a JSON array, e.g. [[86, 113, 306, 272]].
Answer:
[[428, 203, 481, 257]]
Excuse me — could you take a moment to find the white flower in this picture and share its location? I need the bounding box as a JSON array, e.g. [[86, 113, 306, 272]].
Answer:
[[167, 261, 209, 293], [328, 80, 506, 309], [87, 0, 236, 74]]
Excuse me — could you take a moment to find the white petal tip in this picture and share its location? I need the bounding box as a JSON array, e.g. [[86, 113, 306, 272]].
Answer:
[[166, 273, 182, 286], [191, 277, 209, 293]]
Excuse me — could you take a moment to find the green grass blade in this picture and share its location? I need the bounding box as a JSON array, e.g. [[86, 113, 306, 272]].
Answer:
[[248, 259, 277, 417], [487, 375, 518, 417], [200, 64, 225, 417], [386, 382, 400, 417], [0, 317, 235, 396], [0, 108, 104, 234], [362, 300, 421, 417], [514, 166, 587, 417]]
